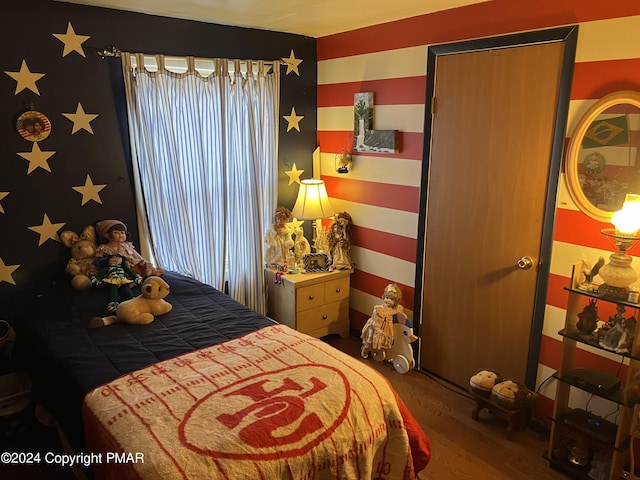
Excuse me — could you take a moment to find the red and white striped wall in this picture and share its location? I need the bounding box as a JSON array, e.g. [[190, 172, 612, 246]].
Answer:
[[317, 0, 640, 416]]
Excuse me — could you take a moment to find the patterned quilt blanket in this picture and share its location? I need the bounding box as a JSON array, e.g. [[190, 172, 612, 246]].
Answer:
[[83, 324, 430, 479]]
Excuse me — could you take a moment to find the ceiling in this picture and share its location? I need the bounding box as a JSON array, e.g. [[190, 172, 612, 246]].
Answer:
[[56, 0, 489, 37]]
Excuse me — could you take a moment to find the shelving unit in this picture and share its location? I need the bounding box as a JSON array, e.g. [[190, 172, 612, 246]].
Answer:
[[547, 264, 640, 480]]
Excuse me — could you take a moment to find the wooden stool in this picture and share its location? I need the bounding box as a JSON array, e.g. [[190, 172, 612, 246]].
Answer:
[[470, 391, 531, 440]]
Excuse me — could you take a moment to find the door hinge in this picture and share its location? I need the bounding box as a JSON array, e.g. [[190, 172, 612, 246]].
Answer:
[[430, 96, 437, 114]]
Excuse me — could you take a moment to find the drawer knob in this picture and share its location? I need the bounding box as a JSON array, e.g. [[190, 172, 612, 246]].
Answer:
[[335, 288, 341, 293], [322, 315, 328, 320], [308, 295, 314, 300]]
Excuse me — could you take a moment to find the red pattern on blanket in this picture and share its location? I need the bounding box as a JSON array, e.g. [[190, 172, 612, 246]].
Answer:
[[83, 324, 430, 479]]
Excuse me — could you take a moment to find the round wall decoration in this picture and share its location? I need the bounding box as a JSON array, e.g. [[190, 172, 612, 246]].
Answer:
[[16, 110, 52, 142], [582, 151, 605, 174]]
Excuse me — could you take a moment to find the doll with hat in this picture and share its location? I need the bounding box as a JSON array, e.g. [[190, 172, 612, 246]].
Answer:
[[94, 219, 163, 278]]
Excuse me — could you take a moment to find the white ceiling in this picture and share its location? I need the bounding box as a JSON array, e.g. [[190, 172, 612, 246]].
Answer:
[[55, 0, 490, 37]]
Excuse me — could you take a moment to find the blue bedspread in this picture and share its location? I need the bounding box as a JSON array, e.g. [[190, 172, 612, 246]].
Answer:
[[15, 271, 274, 450]]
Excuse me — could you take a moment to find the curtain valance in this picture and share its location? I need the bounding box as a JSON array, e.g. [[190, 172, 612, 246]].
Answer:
[[122, 53, 279, 79]]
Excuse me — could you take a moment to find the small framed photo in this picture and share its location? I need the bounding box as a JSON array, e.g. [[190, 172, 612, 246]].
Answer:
[[16, 110, 52, 142], [304, 253, 329, 273]]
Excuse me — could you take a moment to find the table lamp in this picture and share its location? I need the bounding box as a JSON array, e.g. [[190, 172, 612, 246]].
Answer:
[[291, 179, 335, 251], [598, 193, 640, 299]]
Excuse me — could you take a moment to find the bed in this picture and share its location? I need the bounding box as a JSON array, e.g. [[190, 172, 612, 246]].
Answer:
[[16, 271, 431, 479]]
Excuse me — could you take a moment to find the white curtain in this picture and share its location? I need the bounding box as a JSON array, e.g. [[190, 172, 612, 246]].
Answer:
[[121, 54, 279, 314]]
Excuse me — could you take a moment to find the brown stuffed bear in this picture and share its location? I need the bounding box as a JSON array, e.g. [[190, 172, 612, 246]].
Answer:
[[89, 276, 172, 328], [60, 225, 99, 290]]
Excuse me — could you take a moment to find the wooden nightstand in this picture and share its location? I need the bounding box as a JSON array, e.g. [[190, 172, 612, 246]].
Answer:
[[264, 268, 351, 338]]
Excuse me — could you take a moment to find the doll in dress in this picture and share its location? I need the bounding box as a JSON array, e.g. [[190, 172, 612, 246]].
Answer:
[[92, 254, 143, 314], [94, 219, 162, 278], [361, 283, 403, 358], [264, 207, 294, 268], [328, 211, 354, 270]]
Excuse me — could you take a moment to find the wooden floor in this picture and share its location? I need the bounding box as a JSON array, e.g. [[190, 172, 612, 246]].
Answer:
[[1, 335, 569, 480], [325, 335, 568, 480]]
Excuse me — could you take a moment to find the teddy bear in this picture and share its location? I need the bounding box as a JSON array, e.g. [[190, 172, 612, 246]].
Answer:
[[89, 276, 172, 328], [490, 379, 534, 409], [60, 225, 99, 290], [469, 368, 504, 397]]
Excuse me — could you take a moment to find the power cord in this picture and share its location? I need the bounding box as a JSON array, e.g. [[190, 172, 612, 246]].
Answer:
[[528, 373, 556, 435]]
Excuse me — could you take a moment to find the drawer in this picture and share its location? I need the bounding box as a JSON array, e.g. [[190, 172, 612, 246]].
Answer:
[[296, 300, 346, 335], [325, 277, 349, 303], [296, 283, 325, 312]]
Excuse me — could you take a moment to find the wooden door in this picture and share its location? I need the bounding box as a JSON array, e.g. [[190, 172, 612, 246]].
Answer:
[[419, 40, 567, 388]]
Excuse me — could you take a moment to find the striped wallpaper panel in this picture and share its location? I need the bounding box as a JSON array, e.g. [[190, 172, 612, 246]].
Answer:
[[317, 2, 640, 415]]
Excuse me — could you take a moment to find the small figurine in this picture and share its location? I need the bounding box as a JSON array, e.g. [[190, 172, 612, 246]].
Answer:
[[576, 299, 599, 339], [578, 256, 605, 292], [314, 225, 330, 254], [264, 207, 294, 268], [292, 223, 311, 266], [600, 304, 637, 353], [328, 211, 354, 270]]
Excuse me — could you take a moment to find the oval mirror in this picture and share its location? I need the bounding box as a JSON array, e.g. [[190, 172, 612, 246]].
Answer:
[[566, 90, 640, 222]]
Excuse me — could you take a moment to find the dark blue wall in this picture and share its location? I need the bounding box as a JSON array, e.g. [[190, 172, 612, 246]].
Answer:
[[0, 0, 317, 317]]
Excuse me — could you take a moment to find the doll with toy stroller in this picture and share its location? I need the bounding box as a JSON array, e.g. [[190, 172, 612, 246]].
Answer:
[[361, 283, 418, 373]]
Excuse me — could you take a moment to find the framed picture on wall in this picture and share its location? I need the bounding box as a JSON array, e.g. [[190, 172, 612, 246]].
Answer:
[[16, 110, 51, 142]]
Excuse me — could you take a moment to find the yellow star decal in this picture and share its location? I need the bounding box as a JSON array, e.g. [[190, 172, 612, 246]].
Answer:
[[17, 143, 57, 174], [0, 192, 8, 214], [285, 163, 304, 185], [4, 60, 45, 95], [29, 214, 66, 246], [63, 102, 99, 134], [0, 257, 20, 285], [283, 107, 304, 132], [53, 22, 91, 58], [282, 49, 302, 76], [289, 218, 304, 230], [73, 174, 106, 205]]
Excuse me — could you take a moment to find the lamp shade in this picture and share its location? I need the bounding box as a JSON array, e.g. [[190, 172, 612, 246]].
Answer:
[[291, 179, 335, 220]]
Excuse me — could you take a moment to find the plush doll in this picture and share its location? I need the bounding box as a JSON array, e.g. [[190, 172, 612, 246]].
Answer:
[[92, 254, 143, 314], [90, 276, 172, 328], [94, 219, 163, 278], [491, 379, 534, 409], [469, 368, 504, 397], [60, 225, 99, 290]]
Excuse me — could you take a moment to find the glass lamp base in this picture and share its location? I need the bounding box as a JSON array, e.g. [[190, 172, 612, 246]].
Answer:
[[597, 252, 637, 291]]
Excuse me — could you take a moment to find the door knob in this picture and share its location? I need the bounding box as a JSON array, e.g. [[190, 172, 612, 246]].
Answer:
[[517, 256, 534, 270]]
